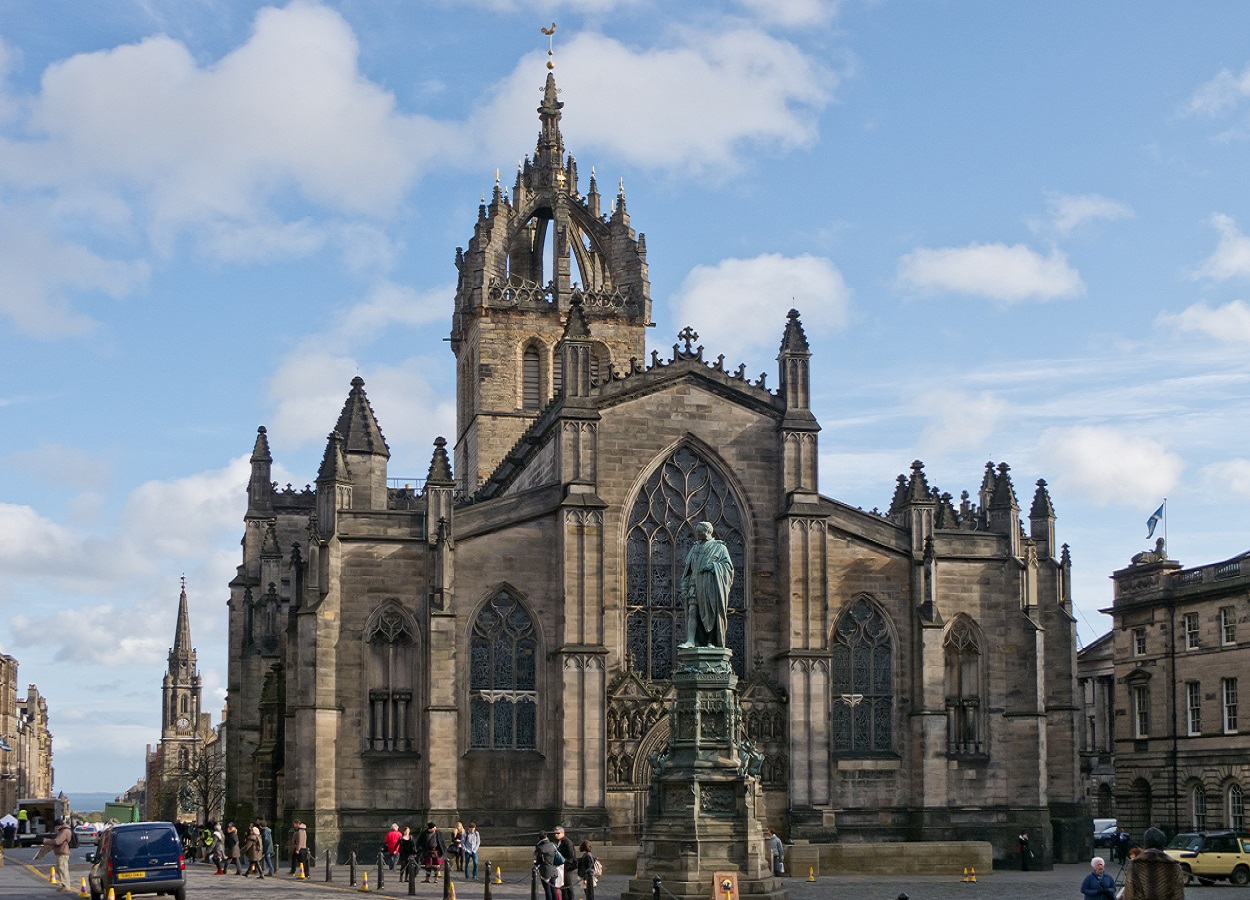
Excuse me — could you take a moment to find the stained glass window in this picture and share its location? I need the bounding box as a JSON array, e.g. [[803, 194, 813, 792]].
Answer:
[[625, 446, 747, 679], [831, 597, 893, 754], [944, 618, 982, 754], [469, 590, 538, 749]]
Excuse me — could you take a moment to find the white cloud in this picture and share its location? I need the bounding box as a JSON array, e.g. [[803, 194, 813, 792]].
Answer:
[[734, 0, 842, 27], [0, 503, 80, 580], [917, 390, 1009, 452], [11, 603, 168, 666], [1202, 459, 1250, 500], [1157, 299, 1250, 345], [119, 457, 249, 561], [328, 281, 452, 344], [1035, 425, 1183, 506], [1192, 213, 1250, 281], [670, 253, 851, 362], [2, 443, 110, 490], [1186, 64, 1250, 117], [896, 242, 1085, 304], [472, 30, 834, 175], [1043, 193, 1133, 235]]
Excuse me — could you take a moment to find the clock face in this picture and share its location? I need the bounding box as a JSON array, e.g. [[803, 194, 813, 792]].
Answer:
[[176, 716, 190, 729]]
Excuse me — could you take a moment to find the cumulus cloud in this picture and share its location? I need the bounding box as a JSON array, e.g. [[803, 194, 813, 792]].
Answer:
[[472, 30, 835, 175], [119, 457, 249, 561], [1042, 193, 1133, 235], [1192, 213, 1250, 281], [916, 390, 1009, 452], [1186, 64, 1250, 117], [328, 281, 451, 344], [669, 253, 851, 363], [733, 0, 842, 27], [896, 242, 1085, 304], [1036, 425, 1183, 506], [1157, 299, 1250, 345], [11, 603, 168, 666], [1203, 458, 1250, 500]]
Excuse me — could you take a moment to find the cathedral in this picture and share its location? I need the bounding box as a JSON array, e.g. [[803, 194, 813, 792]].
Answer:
[[225, 68, 1085, 866]]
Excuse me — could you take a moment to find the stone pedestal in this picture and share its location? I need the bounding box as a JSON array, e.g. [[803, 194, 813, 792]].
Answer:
[[623, 646, 787, 900]]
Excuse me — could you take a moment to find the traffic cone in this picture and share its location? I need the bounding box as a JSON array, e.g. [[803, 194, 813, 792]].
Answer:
[[962, 866, 969, 882], [360, 871, 370, 892], [807, 867, 815, 883], [106, 889, 115, 900], [49, 866, 57, 884], [78, 877, 89, 898], [493, 866, 502, 884], [969, 867, 977, 883], [450, 882, 458, 900], [298, 864, 307, 880]]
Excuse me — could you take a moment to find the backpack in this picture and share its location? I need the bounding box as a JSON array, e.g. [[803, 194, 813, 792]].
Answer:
[[593, 858, 603, 880]]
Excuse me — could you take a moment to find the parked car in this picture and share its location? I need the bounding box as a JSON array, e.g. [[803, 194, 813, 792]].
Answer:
[[1165, 831, 1250, 885], [73, 823, 104, 845], [86, 821, 185, 900], [1093, 824, 1120, 849]]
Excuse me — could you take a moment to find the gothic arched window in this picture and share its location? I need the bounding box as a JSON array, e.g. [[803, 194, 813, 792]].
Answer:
[[1229, 783, 1245, 830], [625, 446, 747, 680], [831, 597, 893, 755], [469, 590, 538, 750], [522, 344, 542, 409], [944, 617, 984, 755], [365, 605, 416, 751], [1192, 782, 1208, 830]]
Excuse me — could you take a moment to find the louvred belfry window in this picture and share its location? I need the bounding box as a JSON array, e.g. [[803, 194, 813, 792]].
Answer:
[[625, 446, 746, 680], [469, 590, 538, 749]]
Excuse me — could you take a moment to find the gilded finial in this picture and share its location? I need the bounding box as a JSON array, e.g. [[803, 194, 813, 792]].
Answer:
[[541, 23, 557, 70], [494, 169, 500, 185]]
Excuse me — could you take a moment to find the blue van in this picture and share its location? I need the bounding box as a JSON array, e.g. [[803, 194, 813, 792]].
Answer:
[[87, 821, 185, 900]]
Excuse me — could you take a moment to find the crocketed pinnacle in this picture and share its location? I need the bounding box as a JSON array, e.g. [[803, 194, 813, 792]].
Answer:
[[562, 294, 591, 339], [905, 459, 932, 503], [989, 462, 1019, 510], [251, 426, 272, 463], [317, 431, 351, 483], [334, 377, 390, 458], [1030, 478, 1055, 519], [426, 436, 454, 484], [778, 308, 810, 354]]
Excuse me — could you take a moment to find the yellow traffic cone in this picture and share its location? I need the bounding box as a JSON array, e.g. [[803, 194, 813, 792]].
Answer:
[[78, 876, 89, 898], [49, 866, 58, 884], [125, 893, 134, 900], [106, 889, 115, 900], [494, 866, 502, 884], [297, 864, 307, 880], [360, 871, 370, 892], [450, 882, 458, 900], [969, 867, 977, 883], [807, 867, 815, 883], [962, 866, 969, 882]]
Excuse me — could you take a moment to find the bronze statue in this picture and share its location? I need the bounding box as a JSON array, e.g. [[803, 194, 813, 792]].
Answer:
[[678, 521, 734, 648]]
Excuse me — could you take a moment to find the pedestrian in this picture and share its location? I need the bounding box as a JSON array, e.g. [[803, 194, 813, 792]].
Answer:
[[554, 825, 576, 900], [225, 822, 242, 874], [289, 819, 309, 877], [242, 823, 265, 878], [767, 827, 784, 876], [42, 818, 72, 893], [398, 826, 416, 878], [199, 822, 215, 865], [576, 840, 599, 893], [384, 822, 402, 870], [1081, 856, 1116, 900], [451, 821, 466, 872], [1017, 832, 1031, 871], [260, 819, 275, 876], [1118, 830, 1133, 865], [211, 822, 226, 874], [417, 821, 445, 882], [463, 822, 481, 880], [1121, 826, 1186, 900], [534, 831, 561, 900]]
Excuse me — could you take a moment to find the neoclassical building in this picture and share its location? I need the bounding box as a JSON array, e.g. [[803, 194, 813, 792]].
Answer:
[[225, 68, 1085, 866]]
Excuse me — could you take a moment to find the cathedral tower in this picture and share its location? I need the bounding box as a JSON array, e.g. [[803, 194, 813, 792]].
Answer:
[[160, 579, 202, 764], [450, 69, 651, 492]]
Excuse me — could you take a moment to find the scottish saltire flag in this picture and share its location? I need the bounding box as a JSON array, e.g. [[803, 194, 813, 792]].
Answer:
[[0, 738, 11, 752], [1146, 503, 1165, 539]]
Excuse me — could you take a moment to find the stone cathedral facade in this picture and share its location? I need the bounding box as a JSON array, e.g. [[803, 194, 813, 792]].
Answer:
[[225, 70, 1086, 866]]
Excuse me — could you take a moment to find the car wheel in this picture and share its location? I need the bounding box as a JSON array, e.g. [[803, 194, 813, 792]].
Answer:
[[172, 888, 186, 900], [1231, 865, 1250, 886]]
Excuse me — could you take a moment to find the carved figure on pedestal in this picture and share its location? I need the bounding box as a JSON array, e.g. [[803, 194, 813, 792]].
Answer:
[[1131, 537, 1167, 566], [679, 521, 734, 648]]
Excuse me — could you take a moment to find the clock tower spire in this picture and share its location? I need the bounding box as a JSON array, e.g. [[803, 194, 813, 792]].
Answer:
[[161, 577, 202, 738]]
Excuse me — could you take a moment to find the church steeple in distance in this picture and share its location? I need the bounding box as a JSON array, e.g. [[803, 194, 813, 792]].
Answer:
[[162, 577, 202, 737]]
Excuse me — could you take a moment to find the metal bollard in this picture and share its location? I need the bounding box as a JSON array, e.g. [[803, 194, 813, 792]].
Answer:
[[325, 849, 332, 882], [531, 866, 539, 900], [349, 850, 357, 886], [444, 859, 452, 899], [409, 859, 417, 896], [483, 860, 493, 900], [653, 875, 662, 900], [378, 851, 385, 889]]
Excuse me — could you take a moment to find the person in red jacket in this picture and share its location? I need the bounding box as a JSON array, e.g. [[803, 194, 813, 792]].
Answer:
[[383, 823, 402, 870]]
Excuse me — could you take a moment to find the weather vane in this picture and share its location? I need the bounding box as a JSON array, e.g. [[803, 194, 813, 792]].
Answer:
[[541, 23, 556, 70]]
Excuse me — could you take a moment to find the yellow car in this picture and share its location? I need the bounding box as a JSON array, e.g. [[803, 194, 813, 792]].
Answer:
[[1165, 831, 1250, 885]]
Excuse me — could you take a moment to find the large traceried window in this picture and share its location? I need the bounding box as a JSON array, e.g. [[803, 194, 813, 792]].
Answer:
[[365, 605, 416, 751], [944, 617, 983, 755], [469, 590, 538, 750], [831, 597, 894, 755], [625, 446, 747, 680]]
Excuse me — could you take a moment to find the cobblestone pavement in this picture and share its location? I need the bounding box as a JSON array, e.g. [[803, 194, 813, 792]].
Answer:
[[2, 852, 1250, 900]]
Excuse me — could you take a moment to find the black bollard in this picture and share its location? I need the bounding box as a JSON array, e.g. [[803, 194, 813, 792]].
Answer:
[[409, 858, 417, 896], [444, 859, 453, 899], [349, 850, 357, 887], [378, 851, 386, 889], [653, 875, 662, 900], [897, 895, 909, 900], [531, 866, 539, 900], [484, 860, 493, 900], [326, 849, 332, 882]]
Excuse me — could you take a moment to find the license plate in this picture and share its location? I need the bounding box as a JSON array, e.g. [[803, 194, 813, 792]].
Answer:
[[118, 871, 146, 879]]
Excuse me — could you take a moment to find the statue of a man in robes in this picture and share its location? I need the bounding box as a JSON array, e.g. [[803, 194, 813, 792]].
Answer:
[[678, 521, 734, 648]]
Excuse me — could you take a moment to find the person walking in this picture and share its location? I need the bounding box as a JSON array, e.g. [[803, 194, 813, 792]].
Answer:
[[576, 841, 599, 894], [462, 822, 481, 880], [43, 818, 72, 893], [398, 826, 416, 879], [384, 823, 402, 870], [767, 828, 784, 877], [417, 821, 445, 882], [1017, 832, 1031, 871], [451, 821, 466, 872], [534, 832, 561, 900], [554, 825, 576, 900], [224, 823, 243, 875], [289, 819, 309, 877], [260, 820, 275, 876], [211, 822, 226, 874], [242, 823, 265, 878], [1081, 856, 1117, 900], [1121, 827, 1186, 900]]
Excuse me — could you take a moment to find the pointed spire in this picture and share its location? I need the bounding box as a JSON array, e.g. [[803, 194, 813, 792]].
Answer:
[[171, 577, 193, 662], [906, 460, 933, 503], [990, 462, 1019, 510], [562, 293, 591, 339], [334, 377, 390, 458], [426, 436, 454, 484], [888, 474, 909, 515], [779, 308, 810, 354], [251, 426, 271, 463], [317, 431, 350, 483], [261, 519, 281, 558], [536, 70, 565, 173], [1030, 478, 1055, 519]]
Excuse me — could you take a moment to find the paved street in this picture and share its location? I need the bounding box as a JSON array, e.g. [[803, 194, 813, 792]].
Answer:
[[1, 849, 1250, 900]]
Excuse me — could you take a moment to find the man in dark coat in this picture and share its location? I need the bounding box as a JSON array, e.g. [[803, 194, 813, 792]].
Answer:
[[1122, 827, 1186, 900], [417, 822, 445, 882]]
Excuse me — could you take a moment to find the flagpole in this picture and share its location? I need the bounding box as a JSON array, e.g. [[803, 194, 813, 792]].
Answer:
[[1163, 497, 1168, 555]]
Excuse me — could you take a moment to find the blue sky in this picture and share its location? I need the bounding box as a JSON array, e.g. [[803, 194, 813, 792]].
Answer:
[[2, 0, 1249, 794]]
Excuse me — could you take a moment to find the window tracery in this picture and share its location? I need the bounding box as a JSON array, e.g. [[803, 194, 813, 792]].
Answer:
[[944, 617, 984, 755], [366, 606, 415, 751], [831, 597, 893, 755], [469, 590, 538, 750]]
